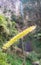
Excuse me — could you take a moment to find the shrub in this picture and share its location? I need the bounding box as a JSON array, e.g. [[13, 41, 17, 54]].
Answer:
[[0, 50, 10, 65]]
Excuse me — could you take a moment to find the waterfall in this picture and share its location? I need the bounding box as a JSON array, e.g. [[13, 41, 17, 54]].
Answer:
[[15, 0, 24, 17]]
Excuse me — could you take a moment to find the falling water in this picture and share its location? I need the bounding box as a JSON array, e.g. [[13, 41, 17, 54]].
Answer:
[[15, 0, 24, 17]]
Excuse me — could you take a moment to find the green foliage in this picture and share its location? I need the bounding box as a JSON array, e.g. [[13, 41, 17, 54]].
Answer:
[[0, 15, 8, 34], [7, 54, 23, 65], [0, 15, 18, 47], [32, 28, 41, 54], [26, 59, 32, 65], [0, 49, 32, 65], [7, 53, 32, 65], [0, 50, 10, 65], [0, 14, 41, 65], [27, 51, 39, 62]]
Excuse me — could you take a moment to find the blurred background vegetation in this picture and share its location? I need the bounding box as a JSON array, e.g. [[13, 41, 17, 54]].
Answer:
[[0, 0, 41, 65]]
